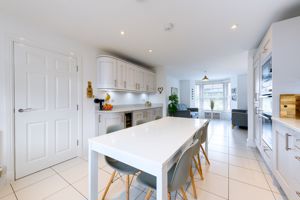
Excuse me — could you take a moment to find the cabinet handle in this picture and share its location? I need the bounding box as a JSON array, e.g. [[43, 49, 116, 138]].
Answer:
[[295, 156, 300, 161], [285, 133, 292, 151]]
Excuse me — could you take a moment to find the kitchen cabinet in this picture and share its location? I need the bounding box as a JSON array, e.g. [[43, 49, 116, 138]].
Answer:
[[97, 56, 156, 93], [96, 57, 117, 89], [97, 113, 124, 135], [273, 119, 300, 200], [133, 111, 144, 125]]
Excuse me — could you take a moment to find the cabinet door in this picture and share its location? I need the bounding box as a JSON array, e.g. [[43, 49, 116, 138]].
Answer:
[[97, 57, 117, 89], [133, 111, 143, 125], [135, 68, 144, 91], [98, 113, 124, 135], [149, 72, 156, 92], [126, 64, 136, 91], [116, 60, 127, 90], [291, 149, 300, 200]]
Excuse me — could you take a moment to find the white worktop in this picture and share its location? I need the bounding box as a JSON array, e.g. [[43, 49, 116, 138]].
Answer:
[[96, 104, 163, 113], [272, 117, 300, 133]]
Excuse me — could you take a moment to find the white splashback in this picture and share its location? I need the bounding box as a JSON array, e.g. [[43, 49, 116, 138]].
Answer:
[[96, 91, 150, 105]]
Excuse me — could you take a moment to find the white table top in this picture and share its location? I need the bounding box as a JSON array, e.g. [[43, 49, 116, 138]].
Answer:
[[89, 117, 208, 172]]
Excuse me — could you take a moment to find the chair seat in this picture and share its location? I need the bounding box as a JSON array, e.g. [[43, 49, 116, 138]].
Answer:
[[105, 157, 139, 174], [136, 164, 176, 191]]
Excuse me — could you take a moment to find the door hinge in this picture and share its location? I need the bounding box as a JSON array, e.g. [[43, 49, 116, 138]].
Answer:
[[76, 139, 79, 146], [77, 105, 79, 111]]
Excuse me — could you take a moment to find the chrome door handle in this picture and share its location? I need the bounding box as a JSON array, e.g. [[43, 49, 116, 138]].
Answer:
[[286, 133, 292, 151], [18, 108, 33, 112]]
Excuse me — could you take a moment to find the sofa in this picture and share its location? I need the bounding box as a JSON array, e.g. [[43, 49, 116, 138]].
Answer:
[[232, 109, 248, 129], [174, 104, 199, 118]]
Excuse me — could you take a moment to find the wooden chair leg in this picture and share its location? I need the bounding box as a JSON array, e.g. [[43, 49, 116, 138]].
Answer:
[[126, 175, 130, 200], [189, 167, 197, 198], [193, 156, 203, 180], [101, 170, 116, 200], [145, 189, 152, 200], [197, 153, 204, 180], [200, 144, 210, 165], [180, 186, 188, 200], [168, 192, 171, 200]]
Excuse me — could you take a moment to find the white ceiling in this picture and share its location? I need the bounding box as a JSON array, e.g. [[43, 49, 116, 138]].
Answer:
[[1, 0, 300, 80]]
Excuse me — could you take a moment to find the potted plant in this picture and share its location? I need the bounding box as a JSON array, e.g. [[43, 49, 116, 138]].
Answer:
[[168, 94, 179, 116]]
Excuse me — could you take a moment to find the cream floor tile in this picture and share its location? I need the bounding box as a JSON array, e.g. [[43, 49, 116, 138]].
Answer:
[[208, 144, 229, 154], [59, 162, 88, 184], [44, 186, 86, 200], [195, 172, 229, 199], [228, 148, 258, 160], [265, 174, 282, 194], [15, 175, 68, 200], [209, 151, 228, 164], [229, 165, 269, 189], [0, 185, 13, 199], [0, 194, 17, 200], [185, 186, 227, 200], [11, 168, 56, 191], [229, 180, 275, 200], [51, 158, 86, 174], [102, 164, 116, 174], [229, 155, 261, 172], [202, 160, 228, 177], [72, 169, 118, 198], [259, 161, 272, 175]]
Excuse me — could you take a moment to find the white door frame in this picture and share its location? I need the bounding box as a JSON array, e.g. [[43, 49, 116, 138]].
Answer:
[[4, 36, 83, 180]]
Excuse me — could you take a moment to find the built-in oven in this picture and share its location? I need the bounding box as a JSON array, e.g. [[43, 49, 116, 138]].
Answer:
[[261, 56, 272, 95]]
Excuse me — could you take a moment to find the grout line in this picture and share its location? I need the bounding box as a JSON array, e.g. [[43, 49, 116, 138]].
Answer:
[[51, 167, 88, 200], [9, 184, 19, 200]]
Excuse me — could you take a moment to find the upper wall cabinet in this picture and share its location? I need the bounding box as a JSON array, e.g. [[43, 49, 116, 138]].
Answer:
[[96, 56, 156, 93]]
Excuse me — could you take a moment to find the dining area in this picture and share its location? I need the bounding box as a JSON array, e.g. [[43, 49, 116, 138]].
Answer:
[[88, 117, 210, 200]]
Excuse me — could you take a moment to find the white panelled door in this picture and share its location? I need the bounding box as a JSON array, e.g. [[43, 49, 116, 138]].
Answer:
[[14, 42, 79, 179]]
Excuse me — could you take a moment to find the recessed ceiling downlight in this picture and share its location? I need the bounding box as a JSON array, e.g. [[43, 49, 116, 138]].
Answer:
[[148, 49, 153, 53], [120, 30, 125, 35], [231, 24, 238, 30]]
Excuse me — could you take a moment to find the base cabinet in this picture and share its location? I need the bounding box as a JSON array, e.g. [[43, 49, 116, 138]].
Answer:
[[97, 113, 124, 135], [273, 121, 300, 200]]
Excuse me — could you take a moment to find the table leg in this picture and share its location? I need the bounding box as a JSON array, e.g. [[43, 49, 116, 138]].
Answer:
[[156, 166, 168, 200], [89, 147, 98, 200]]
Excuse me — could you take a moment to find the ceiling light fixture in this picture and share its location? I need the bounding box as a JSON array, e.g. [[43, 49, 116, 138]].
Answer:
[[120, 31, 125, 35], [164, 23, 174, 31], [202, 71, 209, 81], [231, 24, 238, 30], [148, 49, 153, 53]]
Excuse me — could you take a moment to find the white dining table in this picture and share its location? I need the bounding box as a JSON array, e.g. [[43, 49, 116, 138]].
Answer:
[[88, 117, 208, 200]]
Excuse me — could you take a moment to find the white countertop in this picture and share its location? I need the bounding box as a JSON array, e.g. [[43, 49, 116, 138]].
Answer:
[[272, 117, 300, 133], [96, 104, 163, 113]]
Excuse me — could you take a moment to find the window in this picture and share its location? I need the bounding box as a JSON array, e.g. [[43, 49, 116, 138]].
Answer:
[[195, 81, 231, 112]]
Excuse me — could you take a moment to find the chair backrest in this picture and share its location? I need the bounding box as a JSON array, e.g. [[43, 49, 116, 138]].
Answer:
[[136, 120, 146, 125], [106, 124, 123, 134], [200, 121, 210, 144], [169, 139, 200, 191]]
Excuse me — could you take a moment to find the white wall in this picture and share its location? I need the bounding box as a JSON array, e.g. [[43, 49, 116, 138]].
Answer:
[[237, 74, 248, 109], [0, 16, 100, 182], [149, 67, 179, 116], [272, 16, 300, 117]]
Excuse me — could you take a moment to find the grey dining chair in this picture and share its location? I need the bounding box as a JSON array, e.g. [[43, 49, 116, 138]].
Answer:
[[101, 124, 139, 200], [136, 139, 200, 200], [191, 121, 210, 182], [136, 119, 146, 125]]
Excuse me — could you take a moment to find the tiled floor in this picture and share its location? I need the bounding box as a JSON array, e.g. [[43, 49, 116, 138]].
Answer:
[[0, 120, 288, 200]]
